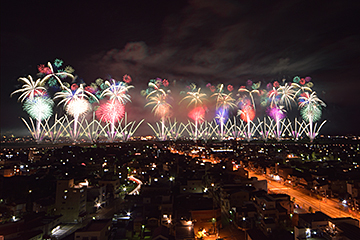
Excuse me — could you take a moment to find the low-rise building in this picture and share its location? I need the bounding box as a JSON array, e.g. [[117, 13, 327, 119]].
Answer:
[[55, 179, 87, 223], [74, 219, 112, 240]]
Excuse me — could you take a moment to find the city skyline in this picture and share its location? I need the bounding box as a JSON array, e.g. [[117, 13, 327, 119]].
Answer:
[[2, 0, 360, 137]]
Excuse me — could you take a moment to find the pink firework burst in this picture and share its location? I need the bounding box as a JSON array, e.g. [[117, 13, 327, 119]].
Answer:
[[96, 100, 125, 122], [123, 74, 132, 84], [162, 79, 169, 87], [38, 64, 51, 74], [267, 106, 286, 121], [188, 106, 207, 122]]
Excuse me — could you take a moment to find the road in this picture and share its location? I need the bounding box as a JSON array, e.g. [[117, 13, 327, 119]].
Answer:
[[128, 175, 142, 195], [248, 171, 360, 221]]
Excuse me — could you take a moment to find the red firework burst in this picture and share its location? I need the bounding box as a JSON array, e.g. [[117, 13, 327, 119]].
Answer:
[[123, 74, 132, 84], [188, 106, 207, 122], [96, 100, 125, 122], [38, 64, 51, 74], [239, 105, 255, 122]]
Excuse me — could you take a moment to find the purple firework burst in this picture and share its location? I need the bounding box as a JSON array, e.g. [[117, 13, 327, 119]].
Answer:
[[267, 106, 286, 121]]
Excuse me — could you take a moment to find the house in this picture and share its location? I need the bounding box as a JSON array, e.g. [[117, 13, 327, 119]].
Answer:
[[296, 211, 330, 229], [74, 219, 112, 240], [312, 179, 329, 196], [245, 228, 268, 240], [54, 179, 87, 223], [174, 194, 219, 238], [0, 212, 62, 240], [152, 225, 170, 240], [180, 179, 205, 194], [98, 177, 121, 199], [277, 166, 293, 181], [33, 196, 55, 215], [295, 214, 360, 240], [265, 165, 276, 177], [327, 218, 360, 240], [236, 202, 257, 229]]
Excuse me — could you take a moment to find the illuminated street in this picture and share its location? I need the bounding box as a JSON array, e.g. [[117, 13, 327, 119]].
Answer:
[[128, 175, 142, 195], [51, 224, 77, 239], [249, 171, 360, 221]]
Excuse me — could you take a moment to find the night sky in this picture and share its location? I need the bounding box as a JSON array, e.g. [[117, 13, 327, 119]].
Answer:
[[1, 0, 360, 137]]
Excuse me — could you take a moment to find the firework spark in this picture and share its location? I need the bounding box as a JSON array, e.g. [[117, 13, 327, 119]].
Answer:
[[212, 84, 236, 110], [41, 62, 74, 87], [23, 96, 54, 120], [238, 105, 255, 123], [238, 88, 259, 110], [96, 100, 125, 123], [54, 84, 97, 108], [145, 93, 172, 119], [300, 104, 323, 123], [65, 98, 92, 117], [277, 83, 297, 109], [54, 84, 96, 140], [100, 79, 133, 104], [298, 91, 326, 141], [298, 91, 326, 109], [144, 78, 173, 140], [22, 96, 54, 141], [180, 87, 207, 108], [267, 106, 286, 140], [211, 84, 237, 139], [11, 75, 47, 102], [188, 106, 207, 122], [267, 106, 286, 121]]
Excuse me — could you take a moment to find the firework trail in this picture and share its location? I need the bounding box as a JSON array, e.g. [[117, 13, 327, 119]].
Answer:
[[211, 84, 236, 139], [100, 78, 133, 104], [238, 81, 260, 110], [99, 77, 133, 140], [23, 96, 54, 140], [11, 75, 47, 102], [54, 84, 96, 140], [238, 98, 255, 141], [39, 61, 74, 87], [11, 75, 52, 141], [298, 91, 326, 141], [188, 106, 207, 123], [180, 84, 207, 108], [267, 106, 286, 140], [96, 100, 125, 141], [144, 78, 172, 140], [277, 82, 297, 110], [180, 84, 207, 139]]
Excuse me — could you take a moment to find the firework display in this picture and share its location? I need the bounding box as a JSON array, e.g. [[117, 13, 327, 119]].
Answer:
[[144, 78, 172, 140], [11, 59, 327, 143], [11, 59, 141, 142], [211, 84, 236, 139], [145, 76, 326, 142], [179, 84, 208, 140], [97, 78, 133, 141]]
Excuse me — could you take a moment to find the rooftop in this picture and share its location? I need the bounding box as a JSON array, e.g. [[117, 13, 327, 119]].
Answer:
[[77, 219, 111, 232]]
